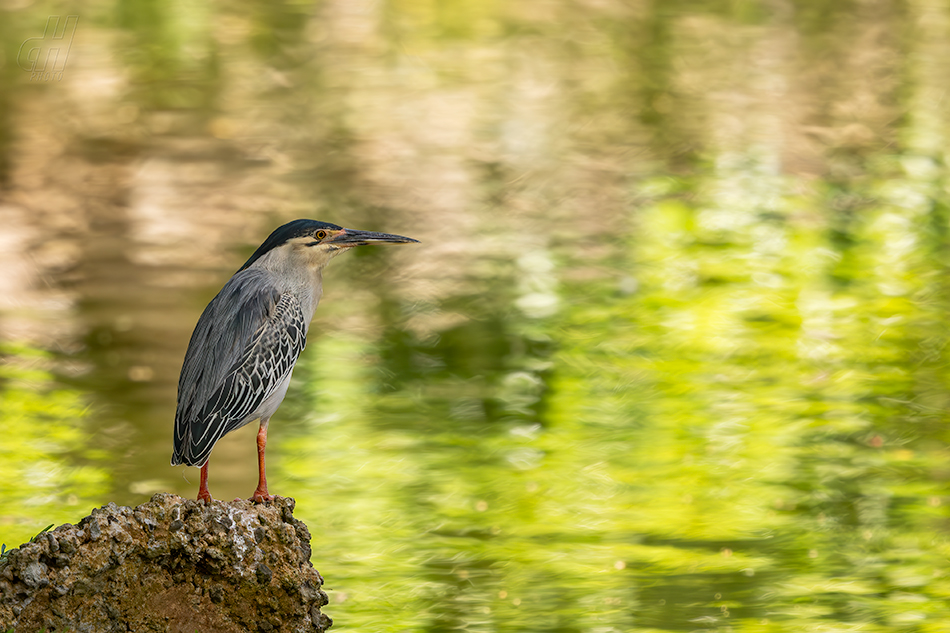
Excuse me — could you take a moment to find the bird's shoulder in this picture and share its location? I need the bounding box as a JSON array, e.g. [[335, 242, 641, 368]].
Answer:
[[212, 268, 283, 315], [176, 269, 296, 417]]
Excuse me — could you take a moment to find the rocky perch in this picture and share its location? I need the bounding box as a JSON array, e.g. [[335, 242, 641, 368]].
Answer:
[[0, 493, 331, 632]]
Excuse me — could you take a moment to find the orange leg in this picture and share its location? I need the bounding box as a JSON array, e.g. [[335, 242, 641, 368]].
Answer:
[[251, 418, 274, 503], [197, 462, 213, 504]]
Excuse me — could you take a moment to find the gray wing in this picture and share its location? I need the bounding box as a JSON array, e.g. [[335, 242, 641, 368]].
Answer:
[[172, 268, 307, 466]]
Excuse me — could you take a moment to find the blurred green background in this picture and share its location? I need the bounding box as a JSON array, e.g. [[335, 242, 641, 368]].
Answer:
[[2, 0, 950, 631]]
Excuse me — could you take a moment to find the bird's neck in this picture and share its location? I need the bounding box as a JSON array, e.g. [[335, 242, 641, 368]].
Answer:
[[251, 250, 326, 325]]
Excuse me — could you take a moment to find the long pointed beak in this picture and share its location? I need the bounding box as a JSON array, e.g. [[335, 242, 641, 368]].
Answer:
[[329, 228, 419, 247]]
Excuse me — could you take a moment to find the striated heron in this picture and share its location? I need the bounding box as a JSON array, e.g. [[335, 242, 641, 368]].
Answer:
[[171, 219, 418, 503]]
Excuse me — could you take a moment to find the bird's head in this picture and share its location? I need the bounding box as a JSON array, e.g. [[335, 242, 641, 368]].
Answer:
[[238, 219, 419, 273]]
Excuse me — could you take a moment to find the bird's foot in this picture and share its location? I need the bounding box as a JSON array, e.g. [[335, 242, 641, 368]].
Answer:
[[197, 491, 213, 505], [251, 489, 274, 504]]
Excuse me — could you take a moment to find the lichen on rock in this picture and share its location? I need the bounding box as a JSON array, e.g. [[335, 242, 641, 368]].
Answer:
[[0, 493, 332, 632]]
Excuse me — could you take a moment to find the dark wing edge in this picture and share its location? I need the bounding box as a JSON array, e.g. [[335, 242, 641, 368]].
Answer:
[[171, 273, 307, 466]]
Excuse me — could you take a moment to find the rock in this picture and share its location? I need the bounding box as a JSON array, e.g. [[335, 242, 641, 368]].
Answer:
[[0, 493, 331, 632]]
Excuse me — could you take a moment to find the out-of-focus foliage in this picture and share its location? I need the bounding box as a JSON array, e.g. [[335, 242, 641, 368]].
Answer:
[[281, 158, 950, 631], [0, 345, 108, 548]]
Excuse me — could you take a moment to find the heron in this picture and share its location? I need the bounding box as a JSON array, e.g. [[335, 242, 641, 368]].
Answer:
[[172, 219, 418, 503]]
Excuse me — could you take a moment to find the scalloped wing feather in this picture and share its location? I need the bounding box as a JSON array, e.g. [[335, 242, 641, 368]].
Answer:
[[172, 270, 307, 466]]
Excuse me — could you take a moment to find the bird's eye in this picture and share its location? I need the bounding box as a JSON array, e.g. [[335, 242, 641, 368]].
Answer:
[[315, 230, 328, 240]]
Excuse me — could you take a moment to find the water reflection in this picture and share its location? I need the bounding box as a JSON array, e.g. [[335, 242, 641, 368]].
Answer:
[[2, 1, 950, 632], [0, 345, 109, 529]]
